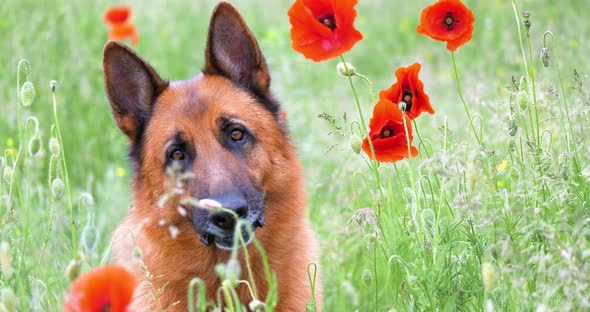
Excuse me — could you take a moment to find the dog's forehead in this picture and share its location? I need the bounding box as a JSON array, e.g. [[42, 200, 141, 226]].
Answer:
[[147, 74, 274, 137]]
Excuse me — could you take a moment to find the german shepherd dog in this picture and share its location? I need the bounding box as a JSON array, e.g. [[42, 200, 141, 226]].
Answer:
[[102, 2, 320, 311]]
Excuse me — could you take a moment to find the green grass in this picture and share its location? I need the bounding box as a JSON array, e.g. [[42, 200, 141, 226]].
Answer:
[[1, 0, 589, 310]]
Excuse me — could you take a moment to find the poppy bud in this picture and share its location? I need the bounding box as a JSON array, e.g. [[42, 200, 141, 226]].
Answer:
[[350, 135, 361, 154], [540, 47, 551, 68], [20, 81, 35, 107], [522, 11, 531, 32], [51, 178, 64, 199], [49, 137, 60, 157], [361, 269, 373, 287], [28, 136, 41, 157], [0, 241, 13, 277], [81, 225, 99, 252], [516, 91, 529, 110], [481, 262, 497, 292], [0, 287, 16, 312], [249, 300, 265, 311], [505, 115, 518, 136], [66, 258, 81, 281], [336, 61, 356, 77], [133, 247, 142, 260], [2, 166, 13, 184]]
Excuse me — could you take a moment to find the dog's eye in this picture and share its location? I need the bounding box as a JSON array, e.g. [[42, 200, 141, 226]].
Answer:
[[230, 129, 245, 142], [170, 149, 185, 161]]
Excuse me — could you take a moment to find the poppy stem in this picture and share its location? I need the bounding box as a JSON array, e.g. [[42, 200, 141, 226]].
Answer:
[[339, 55, 385, 211], [451, 52, 482, 146], [401, 111, 420, 232]]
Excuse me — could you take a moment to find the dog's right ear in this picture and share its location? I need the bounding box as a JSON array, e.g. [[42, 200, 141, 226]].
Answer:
[[103, 41, 167, 142]]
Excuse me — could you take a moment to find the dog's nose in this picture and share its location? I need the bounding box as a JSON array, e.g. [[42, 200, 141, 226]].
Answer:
[[207, 191, 249, 230]]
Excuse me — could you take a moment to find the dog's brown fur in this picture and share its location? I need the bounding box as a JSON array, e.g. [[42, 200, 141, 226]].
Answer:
[[103, 2, 320, 311]]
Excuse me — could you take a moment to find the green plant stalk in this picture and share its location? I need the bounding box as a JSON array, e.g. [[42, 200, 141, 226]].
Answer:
[[401, 111, 420, 231], [51, 83, 76, 254], [339, 56, 385, 209], [525, 33, 540, 146], [39, 155, 58, 263], [511, 2, 537, 143], [188, 278, 208, 312], [451, 52, 482, 146]]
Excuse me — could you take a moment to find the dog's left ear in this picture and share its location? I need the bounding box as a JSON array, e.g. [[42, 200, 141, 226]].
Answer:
[[204, 2, 270, 95]]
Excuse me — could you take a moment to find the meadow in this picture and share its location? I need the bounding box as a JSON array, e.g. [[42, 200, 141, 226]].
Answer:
[[1, 0, 589, 311]]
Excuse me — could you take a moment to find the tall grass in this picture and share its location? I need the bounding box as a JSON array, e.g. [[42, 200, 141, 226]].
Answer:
[[1, 0, 589, 310]]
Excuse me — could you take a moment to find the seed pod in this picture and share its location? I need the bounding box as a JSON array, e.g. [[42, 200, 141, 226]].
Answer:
[[249, 300, 265, 311], [28, 136, 41, 157], [20, 81, 35, 107], [540, 47, 551, 68], [2, 167, 13, 184], [361, 269, 373, 288], [336, 61, 356, 77], [81, 225, 99, 252], [516, 91, 529, 110], [51, 178, 64, 199], [482, 263, 497, 292], [49, 137, 61, 157], [350, 135, 361, 154], [505, 115, 518, 136], [65, 259, 81, 281], [305, 299, 316, 312]]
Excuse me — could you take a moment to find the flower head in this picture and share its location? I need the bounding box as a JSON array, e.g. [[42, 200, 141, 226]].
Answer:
[[103, 6, 131, 24], [103, 6, 139, 46], [64, 264, 137, 312], [288, 0, 363, 62], [380, 63, 433, 120], [362, 99, 418, 162], [416, 0, 475, 52]]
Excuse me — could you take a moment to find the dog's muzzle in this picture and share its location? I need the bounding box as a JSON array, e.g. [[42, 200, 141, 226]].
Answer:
[[191, 191, 264, 250]]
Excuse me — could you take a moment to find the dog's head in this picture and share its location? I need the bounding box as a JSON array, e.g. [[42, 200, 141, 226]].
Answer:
[[103, 2, 289, 249]]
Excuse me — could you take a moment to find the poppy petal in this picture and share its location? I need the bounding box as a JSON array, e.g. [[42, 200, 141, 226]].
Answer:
[[104, 6, 131, 25], [288, 0, 363, 62], [416, 0, 475, 52]]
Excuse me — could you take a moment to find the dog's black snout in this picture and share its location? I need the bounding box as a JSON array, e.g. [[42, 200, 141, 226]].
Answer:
[[210, 211, 236, 230], [207, 190, 249, 231]]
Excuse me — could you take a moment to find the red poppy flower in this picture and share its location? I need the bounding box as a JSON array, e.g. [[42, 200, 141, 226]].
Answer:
[[104, 6, 131, 25], [416, 0, 475, 52], [64, 264, 137, 312], [288, 0, 363, 62], [107, 22, 140, 46], [362, 98, 418, 162], [379, 63, 434, 120]]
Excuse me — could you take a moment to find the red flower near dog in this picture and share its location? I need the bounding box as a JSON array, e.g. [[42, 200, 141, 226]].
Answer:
[[379, 63, 434, 120], [104, 6, 140, 46], [416, 0, 475, 52], [362, 99, 418, 162], [64, 264, 137, 312], [288, 0, 363, 62]]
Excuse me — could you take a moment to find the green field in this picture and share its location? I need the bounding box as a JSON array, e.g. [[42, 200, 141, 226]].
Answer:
[[1, 0, 589, 310]]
